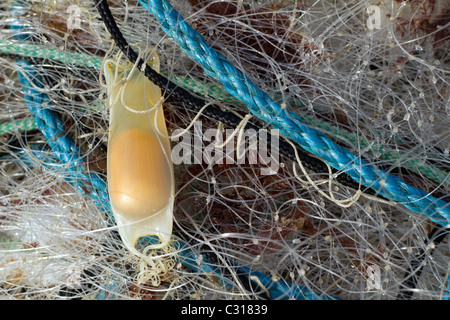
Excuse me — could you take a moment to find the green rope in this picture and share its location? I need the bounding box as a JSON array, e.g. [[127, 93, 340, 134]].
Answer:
[[0, 235, 23, 250], [1, 41, 447, 188], [0, 118, 38, 135], [0, 41, 102, 69]]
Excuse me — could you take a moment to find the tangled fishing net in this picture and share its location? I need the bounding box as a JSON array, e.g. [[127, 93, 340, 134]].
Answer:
[[0, 0, 449, 300]]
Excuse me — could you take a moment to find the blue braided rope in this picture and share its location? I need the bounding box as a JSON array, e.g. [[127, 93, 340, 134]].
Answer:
[[138, 0, 449, 226]]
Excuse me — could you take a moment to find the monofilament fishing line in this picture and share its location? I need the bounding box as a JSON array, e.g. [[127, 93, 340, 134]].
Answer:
[[0, 0, 449, 300]]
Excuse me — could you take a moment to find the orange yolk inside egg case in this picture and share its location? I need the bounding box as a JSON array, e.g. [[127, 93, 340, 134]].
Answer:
[[104, 53, 174, 254]]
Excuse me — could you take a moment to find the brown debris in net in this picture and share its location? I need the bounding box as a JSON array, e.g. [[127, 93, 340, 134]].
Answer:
[[128, 283, 166, 300], [394, 0, 450, 48], [178, 156, 304, 254], [178, 152, 323, 256], [24, 3, 108, 57]]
